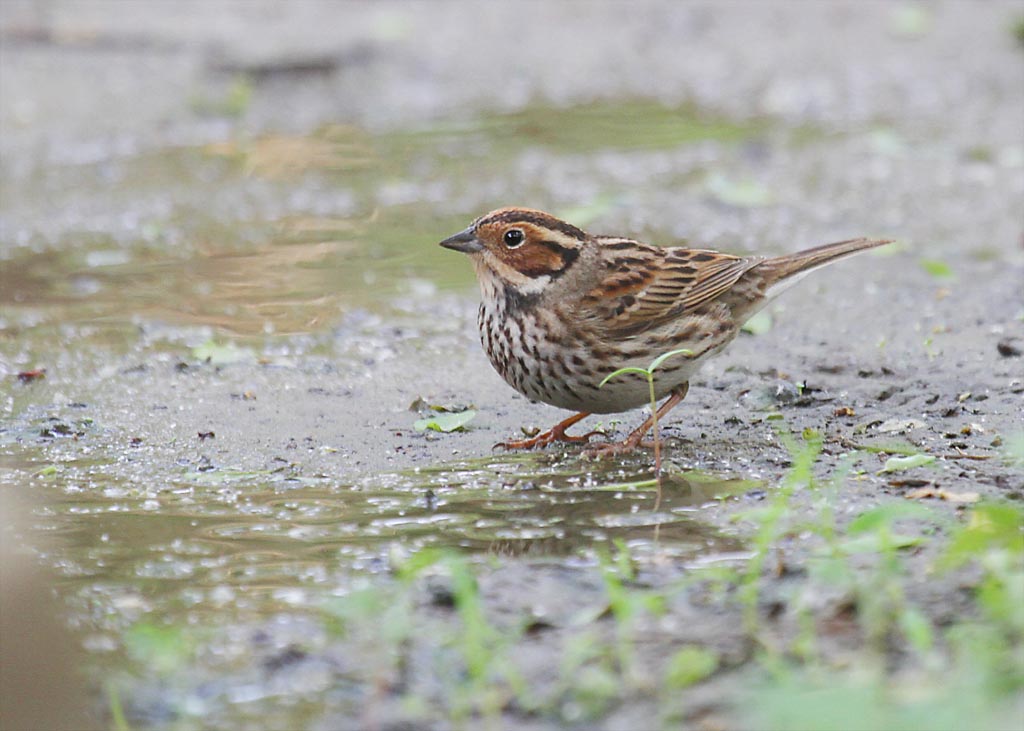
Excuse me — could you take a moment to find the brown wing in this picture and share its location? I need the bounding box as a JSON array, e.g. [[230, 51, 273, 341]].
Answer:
[[581, 238, 763, 338]]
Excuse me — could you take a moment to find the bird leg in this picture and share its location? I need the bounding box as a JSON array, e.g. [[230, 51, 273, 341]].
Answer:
[[495, 411, 602, 450], [584, 383, 690, 459]]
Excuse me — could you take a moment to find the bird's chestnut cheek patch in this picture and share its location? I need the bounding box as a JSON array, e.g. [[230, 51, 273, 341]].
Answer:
[[502, 242, 580, 280]]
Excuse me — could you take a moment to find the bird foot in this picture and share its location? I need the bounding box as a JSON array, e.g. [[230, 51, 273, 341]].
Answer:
[[582, 437, 655, 459], [495, 429, 603, 451]]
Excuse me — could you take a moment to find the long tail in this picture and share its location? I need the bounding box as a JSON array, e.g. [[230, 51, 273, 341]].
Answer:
[[755, 237, 892, 299]]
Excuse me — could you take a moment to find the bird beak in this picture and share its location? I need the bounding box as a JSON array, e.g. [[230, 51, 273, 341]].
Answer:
[[439, 227, 483, 254]]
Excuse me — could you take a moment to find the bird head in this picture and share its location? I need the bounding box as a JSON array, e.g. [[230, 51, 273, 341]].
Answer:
[[439, 207, 587, 298]]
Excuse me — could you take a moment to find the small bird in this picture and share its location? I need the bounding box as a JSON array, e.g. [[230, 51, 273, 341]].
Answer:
[[440, 207, 890, 455]]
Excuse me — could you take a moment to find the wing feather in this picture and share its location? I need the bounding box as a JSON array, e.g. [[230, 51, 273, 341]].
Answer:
[[582, 241, 762, 337]]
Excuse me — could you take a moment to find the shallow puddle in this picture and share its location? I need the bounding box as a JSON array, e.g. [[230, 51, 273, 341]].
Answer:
[[1, 101, 761, 353], [10, 448, 750, 620], [3, 443, 753, 726]]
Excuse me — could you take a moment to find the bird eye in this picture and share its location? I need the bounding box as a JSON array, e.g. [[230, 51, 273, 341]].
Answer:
[[503, 229, 525, 248]]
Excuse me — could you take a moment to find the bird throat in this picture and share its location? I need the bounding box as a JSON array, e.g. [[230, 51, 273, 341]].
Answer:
[[500, 282, 541, 314], [474, 258, 547, 314]]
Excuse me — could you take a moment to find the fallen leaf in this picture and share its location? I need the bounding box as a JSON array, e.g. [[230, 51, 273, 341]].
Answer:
[[408, 397, 429, 412], [905, 487, 980, 503], [414, 410, 476, 433], [888, 478, 932, 488], [877, 418, 927, 434], [410, 399, 475, 414]]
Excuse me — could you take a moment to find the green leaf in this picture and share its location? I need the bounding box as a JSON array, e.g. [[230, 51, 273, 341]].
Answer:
[[573, 664, 620, 713], [920, 259, 955, 280], [808, 555, 853, 585], [802, 427, 821, 443], [899, 607, 934, 652], [323, 587, 392, 635], [107, 684, 129, 731], [741, 310, 773, 335], [587, 478, 659, 492], [839, 532, 924, 554], [940, 503, 1024, 569], [413, 409, 476, 432], [847, 502, 934, 534], [648, 347, 694, 372], [665, 646, 718, 688], [396, 547, 450, 581], [125, 623, 191, 676], [599, 367, 651, 387], [879, 453, 936, 473]]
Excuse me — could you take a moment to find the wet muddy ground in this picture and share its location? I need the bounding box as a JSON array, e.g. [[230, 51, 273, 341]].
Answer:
[[2, 2, 1023, 730]]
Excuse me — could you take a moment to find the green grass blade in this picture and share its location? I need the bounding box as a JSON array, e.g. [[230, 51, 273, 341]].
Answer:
[[599, 367, 651, 387], [648, 348, 694, 373]]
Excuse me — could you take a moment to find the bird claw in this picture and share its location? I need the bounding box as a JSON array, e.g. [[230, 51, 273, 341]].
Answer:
[[494, 429, 604, 451], [582, 441, 637, 459], [582, 438, 657, 459]]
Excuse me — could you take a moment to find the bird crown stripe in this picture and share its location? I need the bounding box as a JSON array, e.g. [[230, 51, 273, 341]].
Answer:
[[537, 239, 580, 255], [484, 210, 586, 239]]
